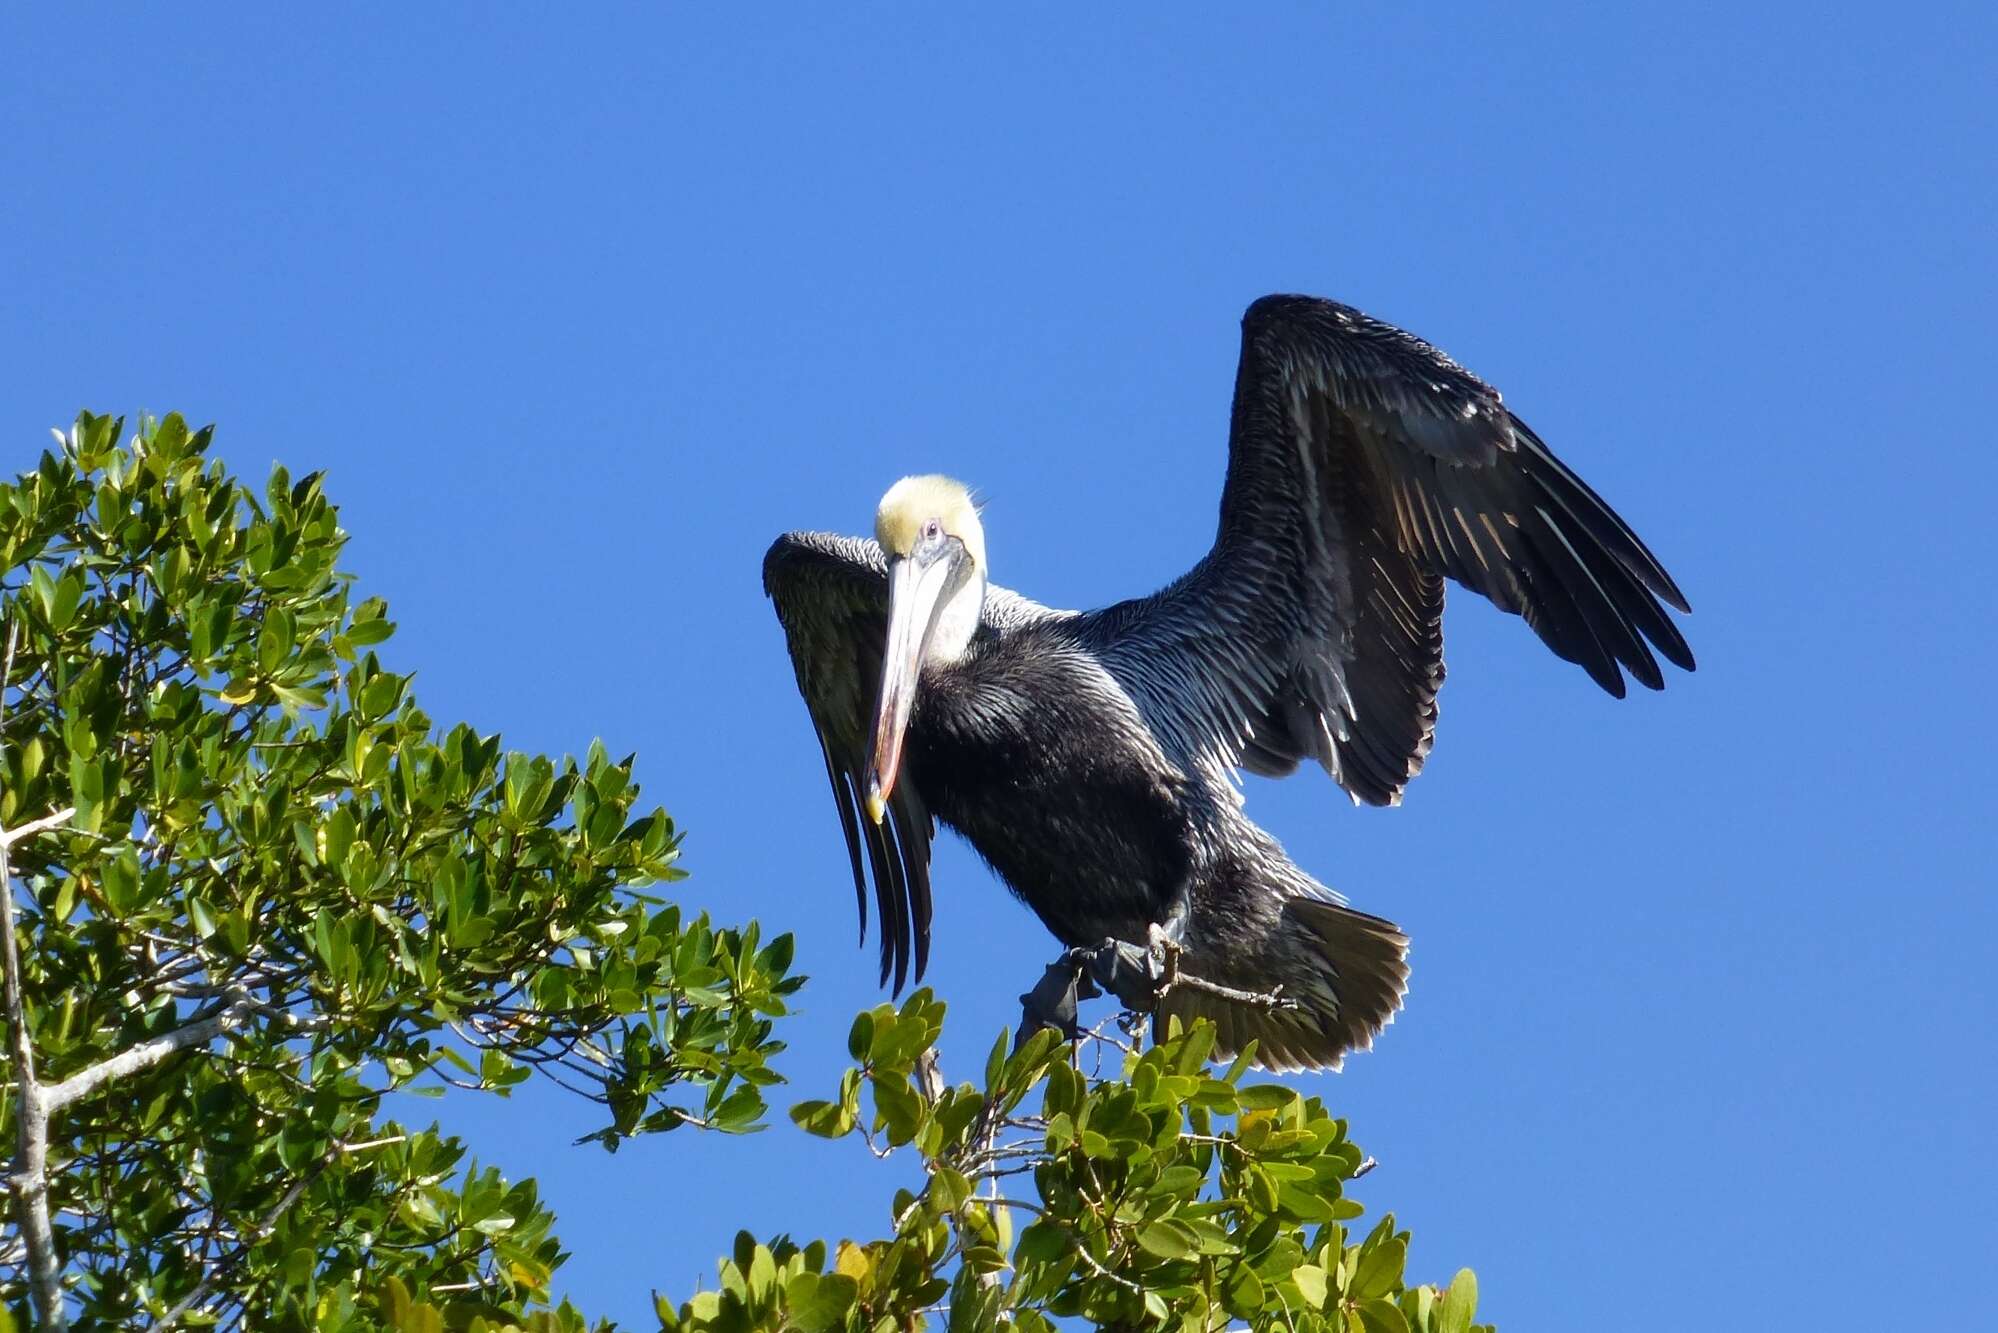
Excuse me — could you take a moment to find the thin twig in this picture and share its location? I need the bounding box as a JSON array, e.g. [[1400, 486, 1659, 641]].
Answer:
[[149, 1149, 327, 1333], [1083, 1012, 1142, 1057], [1159, 972, 1294, 1010], [1066, 1227, 1144, 1295], [1153, 934, 1295, 1012], [337, 1134, 406, 1155]]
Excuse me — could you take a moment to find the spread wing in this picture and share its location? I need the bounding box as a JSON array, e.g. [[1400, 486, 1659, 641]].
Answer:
[[1107, 294, 1694, 807], [763, 531, 935, 991]]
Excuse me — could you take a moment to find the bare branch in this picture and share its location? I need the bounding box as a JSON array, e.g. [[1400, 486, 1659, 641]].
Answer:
[[337, 1134, 406, 1155], [1153, 932, 1295, 1012], [0, 808, 76, 850], [40, 997, 254, 1114], [1157, 970, 1294, 1011], [914, 1047, 946, 1103], [1, 618, 70, 1331]]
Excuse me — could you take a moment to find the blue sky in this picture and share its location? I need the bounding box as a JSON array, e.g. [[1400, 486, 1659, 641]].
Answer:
[[5, 5, 1994, 1329]]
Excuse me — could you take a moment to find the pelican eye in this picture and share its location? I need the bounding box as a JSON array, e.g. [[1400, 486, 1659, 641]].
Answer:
[[923, 519, 943, 541]]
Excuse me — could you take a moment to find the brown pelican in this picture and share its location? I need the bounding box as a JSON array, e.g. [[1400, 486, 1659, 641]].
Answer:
[[765, 295, 1692, 1071]]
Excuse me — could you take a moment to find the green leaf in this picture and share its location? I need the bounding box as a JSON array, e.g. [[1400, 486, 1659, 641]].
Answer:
[[1134, 1219, 1196, 1260], [1223, 1261, 1267, 1318], [1436, 1269, 1478, 1333], [1352, 1234, 1407, 1300], [983, 1025, 1009, 1089], [871, 1071, 925, 1146], [848, 1010, 875, 1063], [1359, 1297, 1412, 1333], [344, 615, 395, 647], [99, 848, 140, 916], [28, 564, 57, 624], [784, 1272, 856, 1333], [257, 605, 295, 674], [49, 570, 85, 632], [1237, 1084, 1297, 1111], [746, 1243, 777, 1300], [790, 1100, 856, 1139], [930, 1164, 972, 1212], [151, 412, 189, 457], [1179, 1215, 1241, 1256]]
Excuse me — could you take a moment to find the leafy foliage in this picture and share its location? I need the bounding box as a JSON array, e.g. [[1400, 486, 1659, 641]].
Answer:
[[0, 413, 800, 1328], [2, 411, 1492, 1333], [660, 994, 1490, 1333]]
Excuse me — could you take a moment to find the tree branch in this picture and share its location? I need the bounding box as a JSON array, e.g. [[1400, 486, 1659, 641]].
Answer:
[[0, 808, 78, 850], [39, 996, 254, 1114], [1152, 929, 1296, 1013], [1, 620, 69, 1331]]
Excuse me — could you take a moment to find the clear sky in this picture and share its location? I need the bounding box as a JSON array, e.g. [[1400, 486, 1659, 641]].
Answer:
[[5, 5, 1993, 1329]]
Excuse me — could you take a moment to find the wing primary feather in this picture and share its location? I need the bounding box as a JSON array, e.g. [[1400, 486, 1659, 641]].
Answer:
[[890, 790, 933, 981], [1508, 524, 1627, 696], [877, 810, 913, 993], [1530, 504, 1664, 691], [817, 736, 869, 945], [855, 774, 906, 989], [1558, 509, 1697, 674], [1515, 419, 1691, 613], [888, 778, 934, 981]]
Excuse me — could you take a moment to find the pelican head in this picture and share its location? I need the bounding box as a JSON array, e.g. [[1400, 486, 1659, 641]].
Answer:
[[864, 475, 987, 824]]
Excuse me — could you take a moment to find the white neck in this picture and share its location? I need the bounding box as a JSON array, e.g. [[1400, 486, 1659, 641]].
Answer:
[[928, 570, 986, 664]]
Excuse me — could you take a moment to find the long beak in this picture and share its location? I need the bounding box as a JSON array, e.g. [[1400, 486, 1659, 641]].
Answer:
[[864, 538, 967, 824]]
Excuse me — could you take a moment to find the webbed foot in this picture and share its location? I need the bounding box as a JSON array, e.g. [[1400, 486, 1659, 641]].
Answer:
[[1016, 937, 1163, 1049]]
